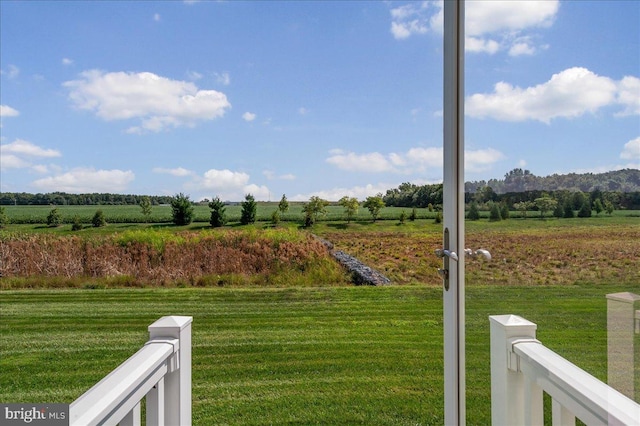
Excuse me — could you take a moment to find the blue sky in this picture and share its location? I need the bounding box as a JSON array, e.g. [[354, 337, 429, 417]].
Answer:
[[1, 1, 638, 201]]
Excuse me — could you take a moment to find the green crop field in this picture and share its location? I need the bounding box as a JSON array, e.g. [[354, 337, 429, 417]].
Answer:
[[1, 203, 439, 225], [0, 284, 632, 425]]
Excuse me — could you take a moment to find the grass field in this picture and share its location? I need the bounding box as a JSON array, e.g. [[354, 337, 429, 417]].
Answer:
[[1, 211, 638, 424], [4, 203, 638, 225], [0, 284, 632, 425]]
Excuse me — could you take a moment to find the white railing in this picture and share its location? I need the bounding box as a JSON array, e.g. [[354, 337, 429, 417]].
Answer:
[[490, 314, 640, 426], [69, 316, 192, 426]]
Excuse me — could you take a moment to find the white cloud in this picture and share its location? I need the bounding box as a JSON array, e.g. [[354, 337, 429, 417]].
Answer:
[[242, 112, 257, 122], [326, 150, 394, 173], [1, 139, 61, 158], [620, 137, 640, 161], [243, 184, 271, 200], [465, 148, 507, 172], [508, 37, 538, 56], [64, 70, 231, 133], [214, 72, 231, 86], [1, 64, 20, 79], [62, 58, 74, 66], [183, 168, 272, 201], [0, 154, 29, 169], [152, 167, 194, 177], [291, 183, 393, 202], [0, 140, 61, 171], [390, 0, 559, 56], [326, 146, 503, 175], [298, 107, 309, 115], [153, 13, 161, 22], [389, 2, 435, 40], [0, 105, 20, 117], [31, 168, 135, 193], [466, 1, 558, 35], [466, 37, 500, 54], [200, 169, 250, 190], [466, 67, 632, 123], [616, 76, 640, 117]]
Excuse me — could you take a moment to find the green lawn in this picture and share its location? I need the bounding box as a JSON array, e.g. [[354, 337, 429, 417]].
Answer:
[[1, 284, 632, 425]]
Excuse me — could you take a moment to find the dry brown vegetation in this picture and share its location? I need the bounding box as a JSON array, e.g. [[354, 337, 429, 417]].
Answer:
[[321, 224, 640, 286], [0, 230, 344, 288]]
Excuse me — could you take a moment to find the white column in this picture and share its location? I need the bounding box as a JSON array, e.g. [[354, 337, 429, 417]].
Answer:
[[148, 316, 193, 426], [489, 314, 537, 426], [551, 399, 575, 425], [146, 377, 165, 426], [443, 0, 465, 424], [120, 403, 141, 426], [607, 292, 640, 401]]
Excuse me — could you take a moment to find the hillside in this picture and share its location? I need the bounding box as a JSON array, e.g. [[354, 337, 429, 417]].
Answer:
[[465, 168, 640, 194]]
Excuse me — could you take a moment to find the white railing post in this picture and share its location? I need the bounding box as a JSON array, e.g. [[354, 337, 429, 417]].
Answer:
[[148, 316, 193, 426], [607, 292, 640, 401], [489, 314, 538, 426]]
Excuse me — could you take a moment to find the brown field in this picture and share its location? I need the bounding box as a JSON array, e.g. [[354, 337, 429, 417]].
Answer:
[[320, 223, 640, 286]]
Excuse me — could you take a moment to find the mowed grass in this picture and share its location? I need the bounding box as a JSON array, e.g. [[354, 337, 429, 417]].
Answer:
[[1, 284, 634, 425]]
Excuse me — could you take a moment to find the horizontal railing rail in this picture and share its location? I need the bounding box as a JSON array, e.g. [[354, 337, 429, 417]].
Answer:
[[69, 316, 192, 426], [490, 314, 640, 426]]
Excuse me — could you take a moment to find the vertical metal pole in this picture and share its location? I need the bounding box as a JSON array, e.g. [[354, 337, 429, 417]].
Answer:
[[443, 0, 465, 424]]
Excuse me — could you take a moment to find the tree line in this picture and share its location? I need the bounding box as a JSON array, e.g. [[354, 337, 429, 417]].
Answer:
[[383, 184, 640, 211], [465, 168, 640, 194], [0, 192, 174, 206]]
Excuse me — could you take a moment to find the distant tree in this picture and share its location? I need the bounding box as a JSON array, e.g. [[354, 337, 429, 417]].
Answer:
[[467, 202, 480, 220], [92, 209, 106, 227], [475, 185, 498, 203], [47, 207, 62, 227], [534, 196, 557, 219], [409, 207, 418, 221], [489, 202, 501, 222], [604, 200, 615, 215], [0, 206, 8, 228], [338, 196, 359, 223], [302, 196, 329, 225], [577, 201, 592, 218], [399, 210, 407, 224], [139, 197, 152, 222], [278, 194, 289, 215], [208, 196, 227, 227], [500, 202, 510, 220], [71, 215, 83, 231], [513, 201, 532, 219], [563, 200, 575, 218], [240, 194, 257, 225], [553, 200, 564, 218], [434, 211, 442, 224], [171, 193, 195, 226], [363, 194, 385, 221], [571, 192, 587, 211], [593, 199, 604, 215], [271, 210, 281, 226]]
